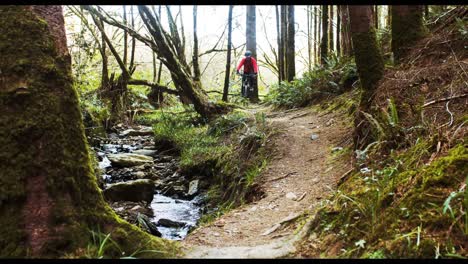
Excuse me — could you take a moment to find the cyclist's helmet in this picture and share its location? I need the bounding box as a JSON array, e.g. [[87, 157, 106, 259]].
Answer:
[[245, 50, 252, 57]]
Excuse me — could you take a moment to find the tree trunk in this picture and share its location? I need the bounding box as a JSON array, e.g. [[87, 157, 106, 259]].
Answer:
[[137, 6, 222, 118], [280, 5, 287, 81], [329, 5, 334, 55], [392, 5, 426, 63], [129, 5, 136, 73], [348, 5, 385, 149], [374, 5, 379, 29], [320, 5, 329, 65], [307, 5, 312, 73], [286, 5, 295, 81], [246, 5, 259, 102], [424, 5, 429, 20], [193, 6, 201, 83], [275, 5, 282, 84], [100, 19, 110, 91], [123, 5, 128, 67], [340, 5, 352, 56], [0, 6, 174, 257], [337, 6, 341, 56], [222, 5, 234, 102], [314, 6, 318, 65]]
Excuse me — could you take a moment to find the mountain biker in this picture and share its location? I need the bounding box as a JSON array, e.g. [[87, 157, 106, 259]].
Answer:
[[236, 50, 258, 97]]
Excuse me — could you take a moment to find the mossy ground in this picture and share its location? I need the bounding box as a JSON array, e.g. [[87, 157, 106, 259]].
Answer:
[[136, 106, 273, 224]]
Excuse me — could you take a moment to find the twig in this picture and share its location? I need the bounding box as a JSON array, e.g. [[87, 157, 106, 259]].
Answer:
[[297, 192, 307, 202], [446, 101, 454, 127], [267, 171, 297, 182], [338, 168, 354, 186], [422, 93, 468, 108]]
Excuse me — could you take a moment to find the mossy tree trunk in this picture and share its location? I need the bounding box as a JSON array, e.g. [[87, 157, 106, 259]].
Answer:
[[320, 5, 329, 65], [0, 6, 176, 258], [392, 5, 427, 63], [348, 5, 385, 149]]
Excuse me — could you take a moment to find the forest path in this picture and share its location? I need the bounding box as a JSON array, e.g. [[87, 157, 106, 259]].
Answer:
[[181, 105, 351, 258]]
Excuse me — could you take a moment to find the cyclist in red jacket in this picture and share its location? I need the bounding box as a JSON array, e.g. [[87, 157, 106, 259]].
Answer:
[[236, 50, 258, 97]]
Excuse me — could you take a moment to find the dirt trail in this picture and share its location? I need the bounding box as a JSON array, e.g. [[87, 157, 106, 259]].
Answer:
[[181, 106, 352, 258]]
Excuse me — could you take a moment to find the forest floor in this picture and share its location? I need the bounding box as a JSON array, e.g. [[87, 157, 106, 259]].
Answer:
[[181, 105, 353, 258]]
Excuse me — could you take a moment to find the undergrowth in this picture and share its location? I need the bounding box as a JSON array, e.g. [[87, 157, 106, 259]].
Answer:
[[136, 105, 274, 224], [265, 56, 358, 109]]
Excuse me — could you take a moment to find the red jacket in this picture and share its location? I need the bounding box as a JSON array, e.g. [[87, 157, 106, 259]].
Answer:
[[237, 56, 258, 74]]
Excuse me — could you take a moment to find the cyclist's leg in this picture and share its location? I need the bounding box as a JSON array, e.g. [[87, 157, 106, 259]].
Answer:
[[241, 75, 246, 97]]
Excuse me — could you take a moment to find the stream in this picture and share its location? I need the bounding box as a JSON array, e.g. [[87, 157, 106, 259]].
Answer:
[[90, 125, 205, 240]]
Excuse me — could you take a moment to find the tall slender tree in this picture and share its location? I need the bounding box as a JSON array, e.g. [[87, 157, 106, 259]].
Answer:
[[314, 6, 319, 64], [222, 5, 234, 102], [348, 5, 385, 149], [337, 6, 341, 56], [329, 5, 334, 55], [193, 6, 201, 83], [320, 5, 329, 65], [246, 5, 259, 102], [307, 5, 312, 72], [280, 6, 287, 81], [286, 5, 295, 81], [275, 5, 282, 84], [392, 5, 426, 63], [340, 5, 352, 56]]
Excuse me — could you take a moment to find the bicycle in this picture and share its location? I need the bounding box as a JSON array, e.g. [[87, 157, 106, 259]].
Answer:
[[237, 72, 257, 98]]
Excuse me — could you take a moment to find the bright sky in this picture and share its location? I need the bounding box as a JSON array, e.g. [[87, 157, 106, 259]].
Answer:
[[65, 5, 328, 90]]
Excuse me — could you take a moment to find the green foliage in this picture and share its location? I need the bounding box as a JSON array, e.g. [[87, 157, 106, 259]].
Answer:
[[313, 142, 468, 258], [455, 17, 468, 39], [147, 107, 272, 215], [265, 57, 357, 109]]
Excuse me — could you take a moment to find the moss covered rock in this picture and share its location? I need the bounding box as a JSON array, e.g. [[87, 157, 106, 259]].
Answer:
[[104, 179, 155, 204]]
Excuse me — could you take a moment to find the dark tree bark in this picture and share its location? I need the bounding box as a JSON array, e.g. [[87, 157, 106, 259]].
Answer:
[[246, 5, 259, 102], [337, 6, 341, 56], [307, 5, 312, 72], [329, 5, 334, 54], [275, 5, 282, 84], [100, 19, 110, 91], [286, 5, 295, 81], [348, 5, 385, 149], [193, 6, 201, 83], [0, 6, 174, 258], [340, 5, 352, 56], [129, 5, 136, 73], [280, 5, 287, 81], [320, 5, 329, 65], [392, 5, 426, 63], [222, 5, 234, 102], [374, 5, 379, 29], [123, 5, 128, 66], [424, 5, 429, 20]]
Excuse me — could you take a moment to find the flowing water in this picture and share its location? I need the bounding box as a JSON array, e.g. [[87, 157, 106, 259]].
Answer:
[[94, 128, 203, 240]]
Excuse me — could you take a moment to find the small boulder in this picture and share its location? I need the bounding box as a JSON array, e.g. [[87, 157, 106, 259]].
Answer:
[[137, 213, 162, 237], [132, 149, 158, 157], [107, 153, 153, 167], [104, 179, 155, 204], [286, 192, 298, 200], [157, 218, 186, 228], [133, 171, 146, 179], [120, 127, 154, 137], [187, 180, 200, 196], [310, 134, 319, 141]]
